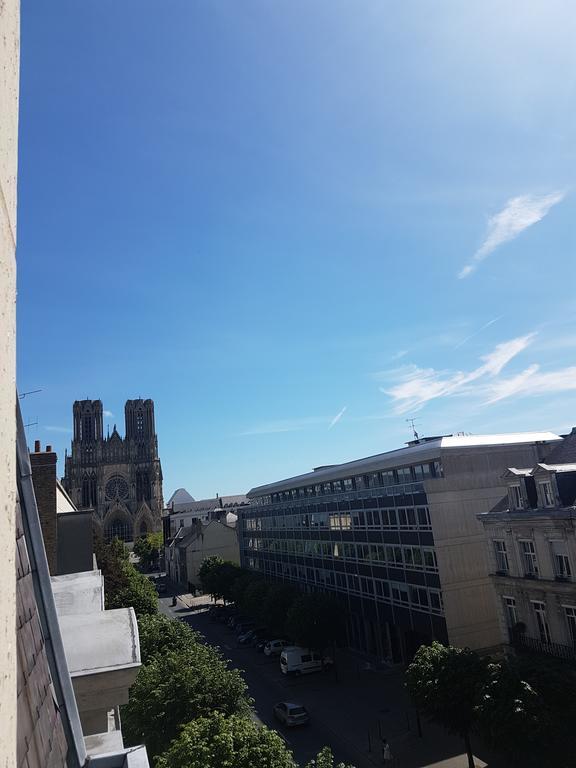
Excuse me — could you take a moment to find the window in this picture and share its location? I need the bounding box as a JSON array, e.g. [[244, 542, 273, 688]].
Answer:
[[551, 540, 572, 579], [540, 481, 555, 507], [429, 591, 443, 612], [520, 540, 538, 576], [503, 596, 517, 627], [563, 606, 576, 647], [423, 548, 438, 570], [391, 583, 409, 603], [494, 540, 509, 574], [509, 485, 523, 510], [532, 601, 551, 644], [381, 470, 395, 487], [417, 507, 431, 528]]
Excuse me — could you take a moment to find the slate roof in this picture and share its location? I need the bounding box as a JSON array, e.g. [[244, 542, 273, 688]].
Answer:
[[541, 427, 576, 465]]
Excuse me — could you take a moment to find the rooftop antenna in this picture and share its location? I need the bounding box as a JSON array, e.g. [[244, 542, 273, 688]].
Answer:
[[19, 389, 42, 399], [406, 417, 420, 441], [24, 420, 38, 429]]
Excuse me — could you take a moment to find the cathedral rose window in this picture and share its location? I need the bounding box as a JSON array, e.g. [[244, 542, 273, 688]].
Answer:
[[105, 475, 129, 500]]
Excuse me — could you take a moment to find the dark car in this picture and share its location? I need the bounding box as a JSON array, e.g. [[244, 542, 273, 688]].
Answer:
[[238, 627, 266, 645], [273, 702, 310, 727]]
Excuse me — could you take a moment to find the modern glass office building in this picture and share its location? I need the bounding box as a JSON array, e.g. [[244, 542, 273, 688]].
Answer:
[[240, 432, 561, 662]]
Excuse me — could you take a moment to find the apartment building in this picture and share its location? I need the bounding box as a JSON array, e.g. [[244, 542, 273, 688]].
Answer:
[[240, 432, 560, 662], [479, 428, 576, 662]]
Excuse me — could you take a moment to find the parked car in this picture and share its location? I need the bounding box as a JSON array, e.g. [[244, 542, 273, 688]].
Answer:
[[273, 702, 310, 727], [263, 639, 288, 657], [249, 628, 268, 646], [280, 647, 323, 675], [238, 626, 265, 645], [235, 620, 256, 636], [228, 614, 248, 629]]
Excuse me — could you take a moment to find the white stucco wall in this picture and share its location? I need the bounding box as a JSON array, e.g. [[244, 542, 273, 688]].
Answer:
[[0, 0, 19, 765]]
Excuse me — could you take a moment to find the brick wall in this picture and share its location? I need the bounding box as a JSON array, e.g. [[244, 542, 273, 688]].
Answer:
[[30, 444, 57, 575]]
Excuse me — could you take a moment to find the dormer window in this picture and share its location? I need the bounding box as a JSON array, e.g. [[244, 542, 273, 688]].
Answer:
[[509, 484, 523, 510], [539, 480, 554, 508]]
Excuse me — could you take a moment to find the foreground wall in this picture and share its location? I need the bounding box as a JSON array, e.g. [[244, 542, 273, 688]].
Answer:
[[0, 0, 19, 764]]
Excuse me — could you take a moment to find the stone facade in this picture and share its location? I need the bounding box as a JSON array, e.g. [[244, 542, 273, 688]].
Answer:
[[479, 430, 576, 661], [63, 399, 163, 541]]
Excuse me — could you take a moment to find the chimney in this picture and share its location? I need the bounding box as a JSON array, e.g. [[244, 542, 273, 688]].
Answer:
[[34, 439, 40, 452], [30, 445, 58, 574]]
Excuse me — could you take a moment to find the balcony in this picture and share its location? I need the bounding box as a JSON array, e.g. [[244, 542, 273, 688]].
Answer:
[[513, 632, 576, 662]]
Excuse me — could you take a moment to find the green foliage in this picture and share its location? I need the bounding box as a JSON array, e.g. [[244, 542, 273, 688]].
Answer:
[[123, 645, 250, 757], [405, 642, 488, 768], [137, 613, 200, 665], [133, 532, 163, 570], [261, 583, 300, 637], [286, 593, 344, 651], [94, 535, 158, 616], [155, 711, 296, 768], [198, 556, 244, 601], [477, 654, 576, 768], [238, 579, 270, 621], [303, 746, 355, 768]]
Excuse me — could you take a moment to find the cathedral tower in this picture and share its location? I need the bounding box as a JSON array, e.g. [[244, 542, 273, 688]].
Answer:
[[63, 398, 163, 541]]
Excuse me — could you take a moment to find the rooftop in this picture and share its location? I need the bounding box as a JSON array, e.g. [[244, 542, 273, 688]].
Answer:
[[248, 431, 561, 496]]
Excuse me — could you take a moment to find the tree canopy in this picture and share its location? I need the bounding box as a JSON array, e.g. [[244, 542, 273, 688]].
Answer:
[[137, 613, 200, 665], [405, 641, 488, 768], [477, 654, 576, 768], [94, 536, 158, 616], [286, 593, 344, 651], [122, 645, 250, 757], [133, 532, 163, 570], [155, 711, 296, 768]]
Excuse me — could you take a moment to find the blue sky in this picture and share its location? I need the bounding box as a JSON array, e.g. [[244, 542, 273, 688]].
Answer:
[[17, 0, 576, 499]]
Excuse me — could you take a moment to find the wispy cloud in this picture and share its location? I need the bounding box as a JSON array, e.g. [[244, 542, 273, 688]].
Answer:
[[486, 365, 576, 403], [453, 315, 503, 350], [329, 406, 347, 429], [382, 333, 536, 413], [239, 417, 327, 436], [391, 350, 408, 361], [45, 425, 73, 434], [103, 410, 114, 418], [459, 191, 565, 279]]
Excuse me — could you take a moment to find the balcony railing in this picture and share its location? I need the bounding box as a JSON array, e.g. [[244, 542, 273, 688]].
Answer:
[[513, 632, 576, 662]]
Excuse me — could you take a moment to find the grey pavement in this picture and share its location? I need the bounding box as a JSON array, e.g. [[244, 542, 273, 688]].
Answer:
[[158, 591, 506, 768]]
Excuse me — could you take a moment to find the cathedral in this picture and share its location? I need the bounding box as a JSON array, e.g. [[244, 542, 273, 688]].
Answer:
[[63, 398, 164, 541]]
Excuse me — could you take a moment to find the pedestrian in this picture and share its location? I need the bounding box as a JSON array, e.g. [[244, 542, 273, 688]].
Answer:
[[382, 738, 393, 766]]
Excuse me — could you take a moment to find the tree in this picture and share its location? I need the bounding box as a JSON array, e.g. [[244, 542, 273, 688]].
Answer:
[[198, 555, 225, 597], [286, 593, 344, 651], [477, 654, 576, 768], [304, 746, 355, 768], [405, 642, 488, 768], [155, 712, 297, 768], [94, 536, 158, 616], [137, 613, 200, 665], [261, 583, 300, 637], [133, 531, 163, 571], [240, 579, 270, 622], [122, 646, 250, 757]]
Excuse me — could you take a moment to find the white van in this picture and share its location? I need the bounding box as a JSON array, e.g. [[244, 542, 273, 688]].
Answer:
[[280, 647, 323, 675]]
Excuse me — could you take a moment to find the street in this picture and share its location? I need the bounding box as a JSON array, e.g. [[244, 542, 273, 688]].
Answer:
[[157, 592, 503, 768], [159, 595, 372, 767]]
